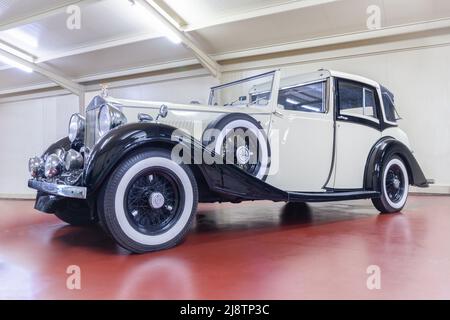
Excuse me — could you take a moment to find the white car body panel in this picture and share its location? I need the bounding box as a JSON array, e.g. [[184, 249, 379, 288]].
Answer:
[[107, 97, 273, 142], [267, 110, 334, 191], [382, 127, 411, 149], [333, 122, 381, 189]]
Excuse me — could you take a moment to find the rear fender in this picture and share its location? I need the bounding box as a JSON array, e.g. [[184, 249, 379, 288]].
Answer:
[[364, 137, 428, 191]]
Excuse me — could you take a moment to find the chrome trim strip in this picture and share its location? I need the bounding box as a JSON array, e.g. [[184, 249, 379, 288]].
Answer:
[[28, 179, 87, 199]]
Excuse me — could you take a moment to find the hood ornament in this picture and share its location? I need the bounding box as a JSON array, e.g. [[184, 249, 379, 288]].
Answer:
[[100, 83, 110, 98]]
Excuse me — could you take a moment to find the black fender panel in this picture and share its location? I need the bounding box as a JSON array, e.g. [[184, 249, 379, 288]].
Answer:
[[84, 122, 180, 193], [197, 163, 287, 202], [43, 136, 71, 157], [364, 137, 428, 191]]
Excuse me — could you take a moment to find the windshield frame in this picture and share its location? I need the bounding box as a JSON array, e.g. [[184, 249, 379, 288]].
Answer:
[[208, 70, 279, 107]]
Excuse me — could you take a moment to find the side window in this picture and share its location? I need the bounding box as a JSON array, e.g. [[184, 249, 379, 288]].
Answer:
[[278, 81, 326, 113], [338, 80, 378, 120]]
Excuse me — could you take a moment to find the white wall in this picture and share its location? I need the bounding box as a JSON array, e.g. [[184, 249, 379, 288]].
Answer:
[[1, 32, 449, 197], [0, 95, 78, 197]]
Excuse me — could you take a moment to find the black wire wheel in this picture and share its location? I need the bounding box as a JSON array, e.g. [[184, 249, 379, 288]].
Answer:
[[98, 148, 198, 253], [124, 168, 183, 236], [372, 155, 409, 213]]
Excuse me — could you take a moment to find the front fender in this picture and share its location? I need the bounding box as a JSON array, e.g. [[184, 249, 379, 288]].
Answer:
[[84, 122, 185, 193], [43, 136, 71, 158], [364, 137, 428, 191]]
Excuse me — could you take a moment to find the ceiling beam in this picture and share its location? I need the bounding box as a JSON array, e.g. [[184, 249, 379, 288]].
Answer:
[[3, 21, 450, 98], [0, 0, 340, 70], [214, 17, 450, 61], [182, 0, 341, 31], [0, 0, 103, 32], [0, 47, 84, 96], [133, 0, 221, 78]]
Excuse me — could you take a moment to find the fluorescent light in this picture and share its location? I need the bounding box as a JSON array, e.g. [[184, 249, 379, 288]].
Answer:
[[286, 98, 300, 105], [0, 54, 33, 73], [0, 42, 34, 62], [2, 29, 39, 48], [130, 0, 182, 44]]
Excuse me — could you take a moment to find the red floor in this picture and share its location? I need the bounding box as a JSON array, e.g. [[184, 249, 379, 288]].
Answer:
[[0, 196, 449, 299]]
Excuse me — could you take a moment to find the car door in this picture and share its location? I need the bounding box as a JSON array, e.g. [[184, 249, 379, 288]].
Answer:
[[265, 79, 334, 192], [333, 78, 382, 189]]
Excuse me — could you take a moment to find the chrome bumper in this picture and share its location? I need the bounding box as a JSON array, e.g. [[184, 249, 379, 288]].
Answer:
[[28, 179, 87, 199]]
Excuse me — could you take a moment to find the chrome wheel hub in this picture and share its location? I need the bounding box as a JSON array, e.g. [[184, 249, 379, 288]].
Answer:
[[393, 176, 401, 189], [149, 192, 165, 209], [236, 145, 250, 164]]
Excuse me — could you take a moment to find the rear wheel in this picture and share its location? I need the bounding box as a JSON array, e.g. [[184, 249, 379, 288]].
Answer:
[[98, 149, 198, 253], [372, 155, 409, 213]]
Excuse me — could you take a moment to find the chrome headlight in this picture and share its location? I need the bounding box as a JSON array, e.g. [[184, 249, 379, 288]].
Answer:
[[98, 104, 127, 137], [29, 156, 44, 178], [64, 149, 84, 171], [45, 154, 63, 178], [68, 113, 85, 143]]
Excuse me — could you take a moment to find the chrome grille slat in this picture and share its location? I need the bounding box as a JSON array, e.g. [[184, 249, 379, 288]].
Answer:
[[85, 108, 98, 150]]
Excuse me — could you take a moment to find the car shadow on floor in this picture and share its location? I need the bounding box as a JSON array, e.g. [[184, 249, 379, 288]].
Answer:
[[192, 201, 371, 235], [50, 224, 130, 255], [48, 201, 376, 254]]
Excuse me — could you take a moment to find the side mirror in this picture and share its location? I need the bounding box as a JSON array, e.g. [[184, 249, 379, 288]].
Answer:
[[156, 104, 168, 121], [138, 113, 153, 122]]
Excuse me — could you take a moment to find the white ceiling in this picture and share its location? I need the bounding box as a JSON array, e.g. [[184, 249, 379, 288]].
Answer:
[[0, 0, 449, 95]]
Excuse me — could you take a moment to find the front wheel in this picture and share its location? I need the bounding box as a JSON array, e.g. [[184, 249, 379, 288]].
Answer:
[[372, 155, 409, 213], [98, 149, 198, 253]]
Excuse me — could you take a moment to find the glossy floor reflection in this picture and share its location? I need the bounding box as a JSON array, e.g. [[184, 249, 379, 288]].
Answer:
[[0, 196, 449, 299]]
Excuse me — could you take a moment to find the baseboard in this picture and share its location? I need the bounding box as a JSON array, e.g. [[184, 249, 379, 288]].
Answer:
[[0, 193, 36, 200], [410, 184, 450, 195]]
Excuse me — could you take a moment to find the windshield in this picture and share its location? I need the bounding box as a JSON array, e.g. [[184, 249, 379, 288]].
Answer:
[[208, 71, 275, 107]]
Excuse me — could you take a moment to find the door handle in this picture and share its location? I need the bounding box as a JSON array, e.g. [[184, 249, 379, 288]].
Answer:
[[272, 110, 283, 118], [337, 115, 348, 121]]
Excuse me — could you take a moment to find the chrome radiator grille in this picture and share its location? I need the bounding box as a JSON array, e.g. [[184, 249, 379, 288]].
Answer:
[[84, 96, 114, 150], [85, 106, 100, 150]]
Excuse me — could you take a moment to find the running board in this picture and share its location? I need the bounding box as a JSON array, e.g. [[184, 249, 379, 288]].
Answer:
[[287, 191, 380, 203]]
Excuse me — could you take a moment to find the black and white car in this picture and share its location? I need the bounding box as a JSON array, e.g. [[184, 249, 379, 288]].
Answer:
[[28, 70, 430, 253]]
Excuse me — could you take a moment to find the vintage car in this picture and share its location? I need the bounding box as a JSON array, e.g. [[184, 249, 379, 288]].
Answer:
[[28, 69, 430, 253]]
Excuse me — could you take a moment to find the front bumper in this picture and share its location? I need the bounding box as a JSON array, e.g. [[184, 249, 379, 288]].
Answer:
[[28, 179, 87, 199]]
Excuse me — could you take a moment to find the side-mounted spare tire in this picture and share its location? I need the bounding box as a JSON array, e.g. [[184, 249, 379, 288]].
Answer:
[[202, 113, 271, 180]]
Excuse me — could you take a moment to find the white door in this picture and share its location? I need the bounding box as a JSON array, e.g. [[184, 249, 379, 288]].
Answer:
[[333, 79, 382, 189], [266, 80, 334, 192]]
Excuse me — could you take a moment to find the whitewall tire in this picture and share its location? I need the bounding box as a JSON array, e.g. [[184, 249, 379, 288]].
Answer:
[[98, 149, 198, 253], [372, 155, 409, 213]]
